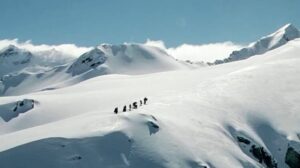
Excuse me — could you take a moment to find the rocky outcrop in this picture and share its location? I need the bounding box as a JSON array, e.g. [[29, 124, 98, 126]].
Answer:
[[285, 146, 300, 168], [249, 144, 277, 168], [13, 99, 35, 113], [235, 135, 277, 168], [67, 48, 107, 75], [0, 99, 35, 122]]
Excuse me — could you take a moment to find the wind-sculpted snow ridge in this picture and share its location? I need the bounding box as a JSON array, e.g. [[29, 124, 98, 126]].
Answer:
[[0, 38, 300, 168], [215, 23, 300, 64], [0, 43, 186, 96]]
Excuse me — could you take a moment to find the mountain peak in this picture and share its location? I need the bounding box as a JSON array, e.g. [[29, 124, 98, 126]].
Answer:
[[215, 23, 300, 64], [0, 45, 20, 55], [0, 45, 34, 58], [0, 45, 33, 76], [5, 44, 18, 50], [0, 45, 32, 61], [278, 23, 298, 32], [88, 47, 103, 54], [269, 23, 300, 40], [67, 47, 108, 75]]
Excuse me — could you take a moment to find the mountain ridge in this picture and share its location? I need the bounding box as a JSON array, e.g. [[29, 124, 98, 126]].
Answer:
[[0, 43, 187, 96], [215, 23, 300, 64]]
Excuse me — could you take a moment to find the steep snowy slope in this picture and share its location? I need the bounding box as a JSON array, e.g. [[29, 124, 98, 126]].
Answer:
[[0, 44, 185, 96], [0, 39, 300, 168], [215, 23, 300, 64]]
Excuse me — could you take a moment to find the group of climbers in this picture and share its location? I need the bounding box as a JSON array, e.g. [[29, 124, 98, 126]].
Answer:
[[114, 97, 148, 114]]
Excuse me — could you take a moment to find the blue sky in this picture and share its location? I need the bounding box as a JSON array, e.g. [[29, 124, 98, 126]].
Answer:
[[0, 0, 299, 47]]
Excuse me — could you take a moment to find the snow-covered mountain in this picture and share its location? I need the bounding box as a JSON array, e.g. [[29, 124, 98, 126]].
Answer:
[[67, 48, 108, 75], [0, 45, 74, 76], [0, 45, 33, 76], [69, 43, 184, 75], [0, 43, 186, 96], [215, 23, 300, 64], [1, 37, 300, 168]]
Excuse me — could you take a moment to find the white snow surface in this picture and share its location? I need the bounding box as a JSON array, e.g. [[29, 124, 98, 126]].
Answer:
[[216, 23, 300, 64], [0, 37, 300, 167]]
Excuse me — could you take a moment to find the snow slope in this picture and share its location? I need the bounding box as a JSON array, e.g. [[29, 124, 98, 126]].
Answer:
[[0, 43, 185, 96], [0, 37, 300, 167], [215, 23, 300, 64]]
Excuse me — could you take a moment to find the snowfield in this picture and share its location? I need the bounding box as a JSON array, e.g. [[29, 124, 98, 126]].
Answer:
[[1, 32, 300, 167]]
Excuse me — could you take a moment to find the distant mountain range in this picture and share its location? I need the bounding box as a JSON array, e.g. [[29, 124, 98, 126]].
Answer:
[[0, 43, 185, 96]]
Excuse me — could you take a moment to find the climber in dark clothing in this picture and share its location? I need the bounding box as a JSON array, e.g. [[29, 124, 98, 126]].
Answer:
[[129, 104, 132, 111], [140, 100, 143, 106], [123, 105, 127, 112], [114, 107, 118, 114], [133, 102, 138, 109], [143, 97, 148, 105]]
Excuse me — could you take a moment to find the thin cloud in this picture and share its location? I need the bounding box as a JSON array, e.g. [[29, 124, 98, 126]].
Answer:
[[144, 39, 167, 50], [145, 39, 244, 63], [0, 39, 91, 57]]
